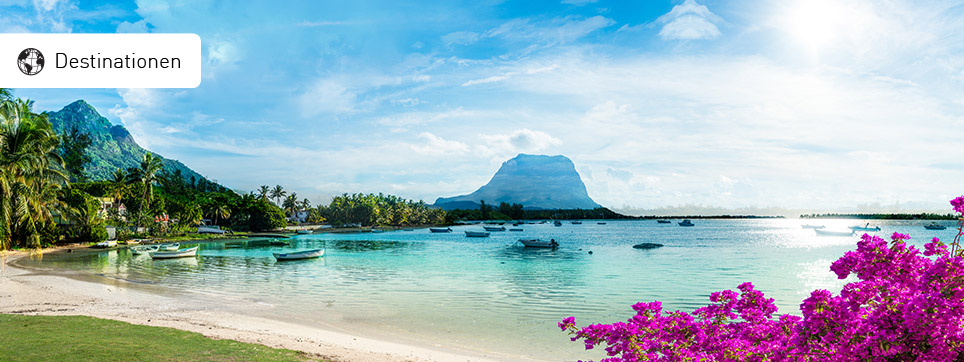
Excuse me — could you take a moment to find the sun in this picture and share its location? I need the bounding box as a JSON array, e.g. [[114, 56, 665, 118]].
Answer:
[[780, 0, 851, 53]]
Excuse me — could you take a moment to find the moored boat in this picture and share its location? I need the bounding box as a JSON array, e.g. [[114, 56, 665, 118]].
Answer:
[[509, 228, 524, 231], [465, 231, 490, 237], [519, 238, 559, 248], [597, 222, 607, 225], [158, 243, 180, 251], [273, 249, 325, 260], [483, 226, 506, 232], [430, 227, 453, 233], [849, 224, 881, 231], [815, 229, 855, 237], [924, 223, 947, 230], [92, 240, 117, 248], [150, 246, 198, 259], [571, 221, 582, 225], [296, 229, 312, 234], [678, 219, 695, 227], [197, 225, 227, 234], [553, 220, 562, 227], [801, 224, 825, 229], [131, 245, 159, 255], [632, 243, 664, 249], [657, 219, 671, 224]]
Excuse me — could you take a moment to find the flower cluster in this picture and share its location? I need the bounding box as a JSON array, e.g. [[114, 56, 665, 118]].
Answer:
[[561, 197, 964, 361]]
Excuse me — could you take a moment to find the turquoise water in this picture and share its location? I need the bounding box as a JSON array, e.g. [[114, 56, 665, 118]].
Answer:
[[20, 219, 961, 360]]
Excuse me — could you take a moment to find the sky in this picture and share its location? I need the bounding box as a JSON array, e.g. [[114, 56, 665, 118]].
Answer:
[[3, 0, 964, 214]]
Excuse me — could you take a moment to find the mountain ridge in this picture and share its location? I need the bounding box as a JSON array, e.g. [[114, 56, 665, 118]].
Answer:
[[46, 100, 214, 185], [434, 154, 602, 210]]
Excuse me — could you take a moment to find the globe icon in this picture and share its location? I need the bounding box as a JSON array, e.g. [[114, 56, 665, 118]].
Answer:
[[18, 48, 44, 76]]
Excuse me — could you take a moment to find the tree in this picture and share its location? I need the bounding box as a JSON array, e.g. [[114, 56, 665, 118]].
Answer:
[[257, 185, 270, 201], [108, 168, 127, 205], [270, 185, 286, 207], [283, 193, 298, 218], [0, 97, 68, 249], [127, 153, 163, 233], [60, 126, 91, 183]]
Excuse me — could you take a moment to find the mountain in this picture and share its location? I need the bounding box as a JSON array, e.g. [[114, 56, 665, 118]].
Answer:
[[45, 100, 211, 184], [434, 154, 602, 210]]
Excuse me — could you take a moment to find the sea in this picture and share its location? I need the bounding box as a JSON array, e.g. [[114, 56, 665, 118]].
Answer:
[[16, 219, 960, 361]]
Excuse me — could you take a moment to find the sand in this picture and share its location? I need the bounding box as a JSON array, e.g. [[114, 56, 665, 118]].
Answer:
[[0, 249, 523, 362]]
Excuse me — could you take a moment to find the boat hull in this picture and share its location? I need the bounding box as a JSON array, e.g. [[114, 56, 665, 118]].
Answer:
[[274, 249, 325, 260], [924, 225, 947, 230], [150, 246, 198, 259], [465, 231, 490, 237], [429, 228, 453, 233], [633, 243, 664, 249], [519, 239, 558, 248]]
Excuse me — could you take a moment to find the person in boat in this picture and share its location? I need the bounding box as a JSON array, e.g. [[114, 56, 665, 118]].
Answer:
[[550, 238, 558, 247]]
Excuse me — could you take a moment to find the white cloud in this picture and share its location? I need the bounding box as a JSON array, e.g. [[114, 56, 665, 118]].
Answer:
[[478, 129, 562, 157], [116, 19, 148, 33], [411, 132, 469, 156], [656, 0, 723, 40], [442, 31, 480, 46], [298, 79, 357, 116]]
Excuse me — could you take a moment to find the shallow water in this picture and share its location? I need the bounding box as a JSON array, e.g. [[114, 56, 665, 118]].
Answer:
[[20, 219, 960, 360]]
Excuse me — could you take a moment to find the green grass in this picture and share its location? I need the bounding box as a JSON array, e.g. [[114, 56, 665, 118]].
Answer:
[[0, 314, 329, 362]]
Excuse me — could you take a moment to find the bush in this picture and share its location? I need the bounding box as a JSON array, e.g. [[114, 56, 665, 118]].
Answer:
[[561, 196, 964, 361]]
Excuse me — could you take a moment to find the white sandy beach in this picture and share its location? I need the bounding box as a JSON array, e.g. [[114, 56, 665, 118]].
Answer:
[[0, 248, 533, 362]]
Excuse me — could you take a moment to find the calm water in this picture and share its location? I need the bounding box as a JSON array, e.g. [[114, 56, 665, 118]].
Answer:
[[19, 219, 960, 360]]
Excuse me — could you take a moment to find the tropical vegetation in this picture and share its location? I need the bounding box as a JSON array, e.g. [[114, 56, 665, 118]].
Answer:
[[561, 196, 964, 361]]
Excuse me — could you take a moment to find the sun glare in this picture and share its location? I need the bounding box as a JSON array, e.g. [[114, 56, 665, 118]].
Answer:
[[782, 0, 850, 53]]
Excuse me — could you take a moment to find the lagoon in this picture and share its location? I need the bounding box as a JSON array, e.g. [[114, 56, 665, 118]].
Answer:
[[17, 219, 959, 361]]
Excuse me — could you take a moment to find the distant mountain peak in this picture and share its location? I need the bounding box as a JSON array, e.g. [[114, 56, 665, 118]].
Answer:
[[434, 154, 602, 210], [45, 99, 214, 184]]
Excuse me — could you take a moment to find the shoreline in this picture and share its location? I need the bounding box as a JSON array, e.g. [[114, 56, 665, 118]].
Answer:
[[0, 248, 520, 362]]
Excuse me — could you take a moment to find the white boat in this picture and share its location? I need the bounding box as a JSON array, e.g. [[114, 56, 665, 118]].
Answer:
[[371, 229, 385, 233], [273, 249, 325, 260], [849, 224, 881, 231], [519, 238, 559, 248], [197, 225, 227, 234], [678, 220, 695, 227], [296, 229, 312, 234], [801, 224, 825, 229], [93, 240, 117, 248], [131, 245, 159, 255], [815, 229, 855, 237], [483, 226, 506, 232], [430, 228, 453, 233], [465, 231, 490, 237], [158, 243, 180, 251], [150, 246, 198, 259]]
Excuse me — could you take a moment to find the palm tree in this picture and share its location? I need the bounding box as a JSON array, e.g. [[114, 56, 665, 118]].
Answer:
[[270, 185, 286, 206], [205, 202, 231, 226], [257, 185, 270, 201], [0, 97, 67, 249], [282, 193, 298, 218], [109, 168, 127, 205], [301, 198, 311, 212], [128, 153, 163, 233]]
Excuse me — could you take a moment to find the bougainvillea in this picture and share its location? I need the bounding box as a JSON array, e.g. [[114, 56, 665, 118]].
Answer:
[[561, 196, 964, 361]]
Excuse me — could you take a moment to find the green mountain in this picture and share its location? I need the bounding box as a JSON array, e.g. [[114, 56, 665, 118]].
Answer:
[[45, 100, 212, 184]]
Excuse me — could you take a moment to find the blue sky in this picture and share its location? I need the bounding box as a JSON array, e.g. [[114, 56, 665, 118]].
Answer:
[[4, 0, 964, 213]]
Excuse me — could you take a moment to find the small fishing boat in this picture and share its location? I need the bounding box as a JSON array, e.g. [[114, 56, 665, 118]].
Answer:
[[430, 228, 453, 233], [924, 223, 947, 230], [633, 243, 664, 249], [571, 221, 582, 225], [92, 240, 117, 248], [296, 229, 312, 234], [657, 220, 671, 224], [519, 238, 559, 248], [150, 246, 198, 259], [371, 229, 385, 233], [553, 220, 562, 227], [597, 222, 607, 225], [465, 231, 490, 237], [158, 243, 180, 251], [678, 220, 695, 227], [815, 229, 855, 237], [273, 249, 325, 260], [131, 245, 159, 255], [483, 226, 506, 232], [849, 223, 881, 231], [801, 224, 825, 229], [508, 228, 524, 231]]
